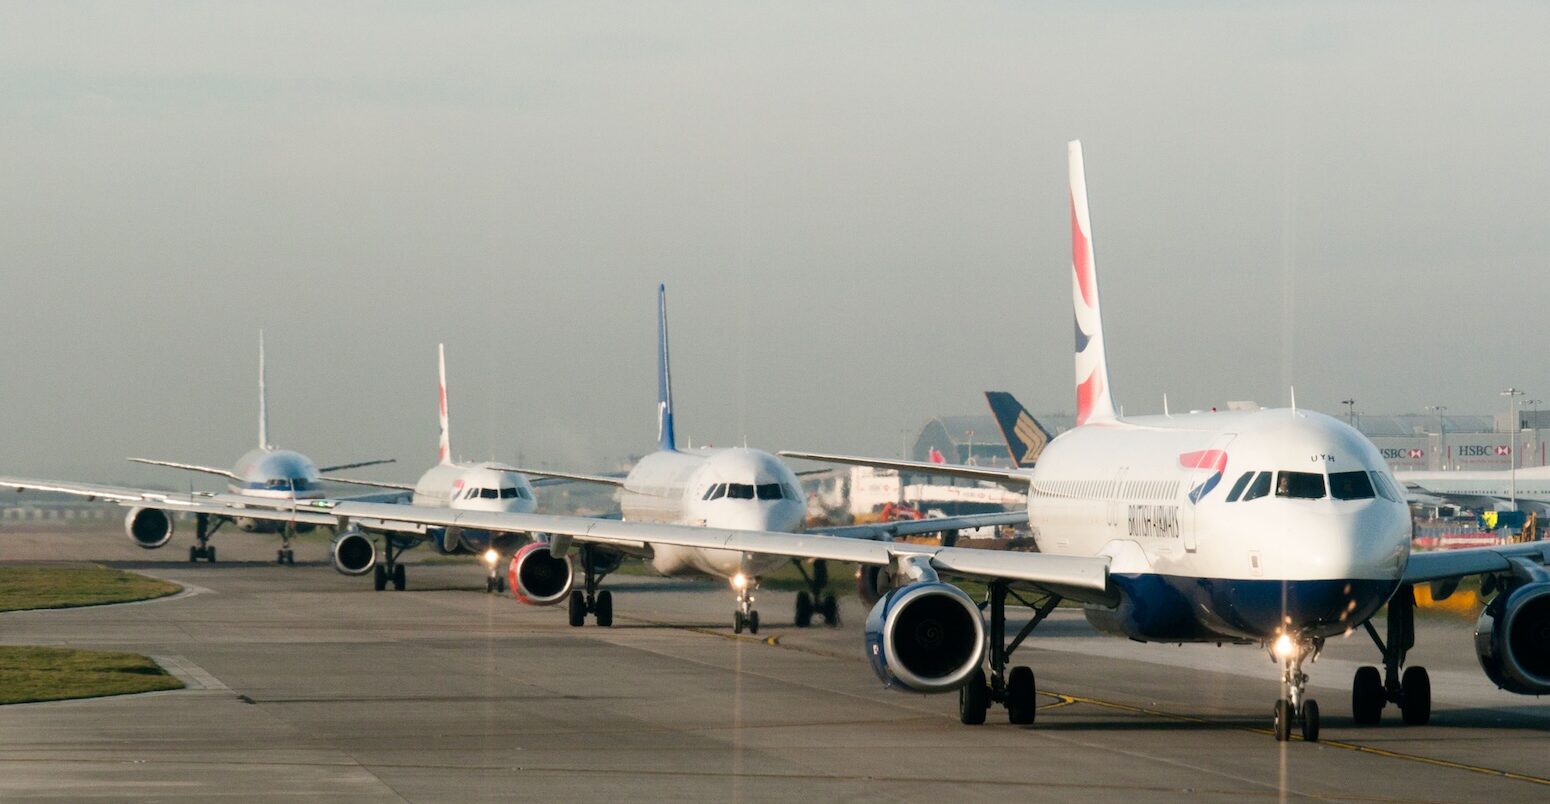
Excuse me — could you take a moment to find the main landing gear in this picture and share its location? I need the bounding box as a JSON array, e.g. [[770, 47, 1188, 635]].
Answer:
[[1354, 584, 1431, 727], [959, 581, 1061, 726], [568, 546, 613, 627], [274, 520, 298, 566], [188, 513, 219, 563], [1270, 635, 1322, 742], [792, 559, 838, 628], [732, 572, 759, 634], [372, 538, 408, 591]]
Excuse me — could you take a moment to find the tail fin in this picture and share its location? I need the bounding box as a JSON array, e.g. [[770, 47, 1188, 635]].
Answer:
[[1069, 140, 1119, 426], [984, 391, 1051, 468], [258, 330, 270, 449], [437, 343, 453, 465], [656, 284, 677, 451]]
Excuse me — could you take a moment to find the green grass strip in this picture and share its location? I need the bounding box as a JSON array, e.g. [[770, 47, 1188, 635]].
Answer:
[[0, 565, 181, 612], [0, 646, 183, 704]]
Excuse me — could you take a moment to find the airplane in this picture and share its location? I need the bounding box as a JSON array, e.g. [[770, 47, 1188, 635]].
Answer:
[[1, 332, 398, 565], [475, 285, 1024, 633], [984, 391, 1053, 469], [323, 344, 542, 593], [1396, 465, 1550, 515]]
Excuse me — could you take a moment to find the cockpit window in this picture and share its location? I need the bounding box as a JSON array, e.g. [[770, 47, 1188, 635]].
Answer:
[[726, 483, 755, 499], [1276, 471, 1325, 500], [1225, 472, 1254, 502], [500, 487, 518, 499], [480, 488, 499, 499], [783, 483, 800, 501], [1329, 471, 1375, 501], [1241, 471, 1272, 501], [1369, 471, 1400, 502], [708, 483, 727, 500], [756, 483, 784, 500]]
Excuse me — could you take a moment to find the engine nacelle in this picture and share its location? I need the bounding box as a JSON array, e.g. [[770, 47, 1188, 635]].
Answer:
[[331, 528, 376, 576], [124, 507, 174, 549], [864, 581, 985, 693], [1475, 581, 1550, 694], [508, 542, 574, 606]]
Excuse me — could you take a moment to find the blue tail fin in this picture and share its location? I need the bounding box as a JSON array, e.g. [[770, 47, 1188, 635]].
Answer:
[[984, 391, 1050, 468], [656, 284, 677, 451]]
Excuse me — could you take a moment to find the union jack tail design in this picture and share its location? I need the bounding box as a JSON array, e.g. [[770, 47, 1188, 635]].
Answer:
[[1069, 140, 1118, 427]]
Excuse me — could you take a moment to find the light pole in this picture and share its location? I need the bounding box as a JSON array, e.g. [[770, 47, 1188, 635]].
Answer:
[[1341, 399, 1356, 427], [1529, 400, 1543, 467], [1502, 388, 1524, 510], [965, 429, 976, 466], [1425, 404, 1447, 470]]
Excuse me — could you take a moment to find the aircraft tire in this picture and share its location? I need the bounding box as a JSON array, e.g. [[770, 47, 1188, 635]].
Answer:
[[795, 592, 813, 628], [595, 590, 614, 627], [1400, 666, 1431, 726], [392, 564, 406, 591], [959, 667, 989, 725], [568, 591, 586, 627], [1273, 699, 1292, 742], [373, 565, 387, 592], [821, 594, 838, 626], [1007, 666, 1036, 725], [748, 610, 759, 635], [1352, 665, 1384, 725], [189, 546, 198, 563], [733, 611, 744, 634], [1301, 699, 1320, 742]]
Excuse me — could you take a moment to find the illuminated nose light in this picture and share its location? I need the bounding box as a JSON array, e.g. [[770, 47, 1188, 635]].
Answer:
[[483, 549, 499, 566], [731, 573, 748, 590], [1272, 634, 1297, 660]]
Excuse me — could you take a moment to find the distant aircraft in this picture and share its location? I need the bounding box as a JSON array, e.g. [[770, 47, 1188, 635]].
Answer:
[[1396, 466, 1550, 514], [983, 391, 1052, 469], [494, 286, 1021, 632], [324, 344, 540, 592]]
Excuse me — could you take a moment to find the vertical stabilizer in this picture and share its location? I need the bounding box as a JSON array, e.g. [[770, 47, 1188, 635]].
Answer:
[[437, 343, 453, 465], [656, 284, 677, 451], [984, 391, 1051, 469], [1069, 140, 1119, 426], [258, 330, 270, 449]]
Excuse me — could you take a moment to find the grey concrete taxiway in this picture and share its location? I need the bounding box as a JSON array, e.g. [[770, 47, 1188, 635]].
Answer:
[[3, 524, 1549, 802]]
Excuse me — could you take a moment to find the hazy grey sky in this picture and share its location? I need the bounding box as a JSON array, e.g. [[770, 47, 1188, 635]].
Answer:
[[2, 2, 1547, 482]]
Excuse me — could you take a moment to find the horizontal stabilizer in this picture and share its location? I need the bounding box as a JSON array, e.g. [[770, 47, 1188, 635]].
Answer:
[[317, 458, 396, 473], [127, 458, 238, 480], [778, 450, 1032, 487]]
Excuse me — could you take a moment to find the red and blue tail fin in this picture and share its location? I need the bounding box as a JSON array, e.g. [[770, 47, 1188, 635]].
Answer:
[[1069, 141, 1119, 426]]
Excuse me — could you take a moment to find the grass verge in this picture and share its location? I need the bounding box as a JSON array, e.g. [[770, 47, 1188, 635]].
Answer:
[[0, 646, 183, 704], [0, 565, 181, 612]]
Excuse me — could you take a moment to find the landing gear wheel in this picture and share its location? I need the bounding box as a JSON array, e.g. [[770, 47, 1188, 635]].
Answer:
[[373, 564, 387, 592], [1352, 665, 1384, 725], [1273, 699, 1293, 742], [959, 667, 989, 725], [189, 545, 199, 562], [494, 576, 506, 594], [1006, 666, 1037, 725], [1301, 699, 1320, 742], [568, 591, 586, 627], [595, 590, 614, 627], [392, 564, 406, 591], [820, 594, 838, 626], [795, 591, 814, 628], [207, 546, 215, 563], [734, 611, 745, 634], [485, 577, 495, 593], [748, 610, 759, 635], [1400, 666, 1431, 725]]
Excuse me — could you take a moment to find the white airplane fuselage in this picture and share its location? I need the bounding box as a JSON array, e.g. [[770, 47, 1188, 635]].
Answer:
[[1027, 408, 1412, 643], [1397, 466, 1550, 514], [619, 447, 806, 579], [409, 462, 537, 554]]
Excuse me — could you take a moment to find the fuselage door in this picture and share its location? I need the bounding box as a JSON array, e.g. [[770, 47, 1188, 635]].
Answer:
[[1184, 433, 1236, 553]]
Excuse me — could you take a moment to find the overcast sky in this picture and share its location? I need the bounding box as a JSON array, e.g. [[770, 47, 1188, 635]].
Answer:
[[2, 2, 1547, 483]]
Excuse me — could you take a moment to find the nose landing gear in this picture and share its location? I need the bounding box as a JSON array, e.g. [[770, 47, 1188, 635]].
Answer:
[[1271, 635, 1322, 742], [732, 573, 759, 634]]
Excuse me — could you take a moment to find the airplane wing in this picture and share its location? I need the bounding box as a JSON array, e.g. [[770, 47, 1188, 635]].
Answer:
[[809, 510, 1028, 540], [316, 459, 396, 473], [506, 468, 626, 487], [1402, 541, 1550, 584], [318, 475, 416, 491], [299, 500, 1108, 593], [126, 458, 237, 480], [779, 451, 1034, 486]]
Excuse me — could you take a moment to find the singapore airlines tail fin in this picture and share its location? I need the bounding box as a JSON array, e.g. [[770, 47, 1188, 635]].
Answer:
[[984, 392, 1051, 469], [656, 284, 677, 452], [258, 330, 271, 449], [1069, 140, 1118, 427], [437, 343, 453, 465]]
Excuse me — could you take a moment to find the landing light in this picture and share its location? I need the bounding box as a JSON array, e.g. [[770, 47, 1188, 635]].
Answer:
[[483, 549, 499, 566], [731, 573, 748, 590], [1272, 633, 1297, 660]]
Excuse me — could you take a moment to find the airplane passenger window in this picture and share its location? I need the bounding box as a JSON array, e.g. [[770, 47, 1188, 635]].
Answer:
[[727, 484, 755, 499], [500, 487, 518, 499], [1329, 471, 1375, 501], [1276, 472, 1325, 499], [1241, 472, 1272, 501], [480, 488, 499, 499], [1225, 472, 1254, 502]]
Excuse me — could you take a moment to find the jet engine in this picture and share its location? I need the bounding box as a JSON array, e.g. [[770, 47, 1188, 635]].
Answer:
[[124, 507, 174, 549], [330, 528, 376, 576], [1475, 581, 1550, 694], [863, 581, 985, 693], [507, 542, 575, 606]]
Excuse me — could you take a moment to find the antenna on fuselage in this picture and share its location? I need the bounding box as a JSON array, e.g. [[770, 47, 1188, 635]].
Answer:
[[258, 330, 270, 450], [656, 284, 677, 452]]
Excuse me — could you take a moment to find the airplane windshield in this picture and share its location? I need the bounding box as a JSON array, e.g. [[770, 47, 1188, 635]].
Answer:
[[1276, 471, 1325, 500], [726, 484, 755, 499], [1241, 471, 1272, 501], [756, 483, 784, 500], [1225, 472, 1254, 502], [1329, 471, 1375, 501], [480, 488, 498, 499]]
